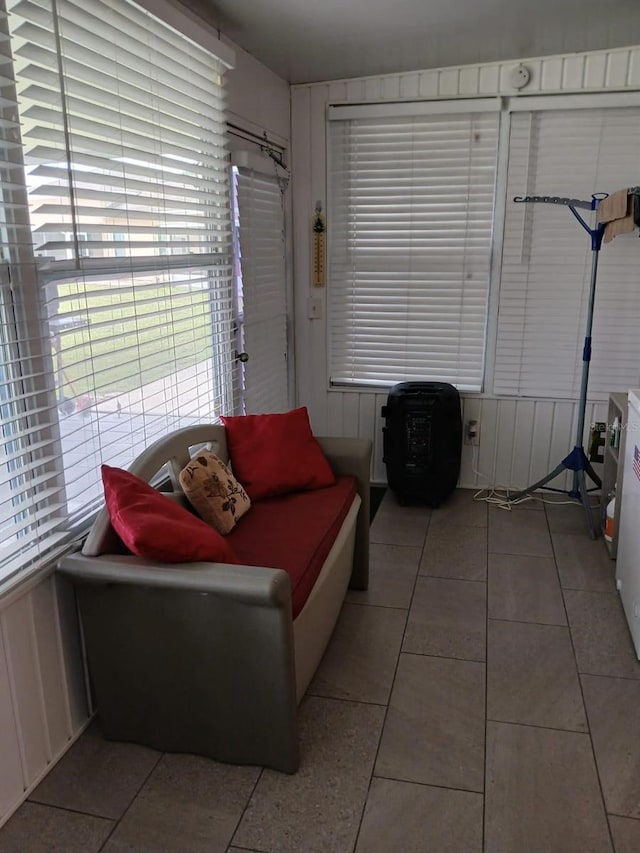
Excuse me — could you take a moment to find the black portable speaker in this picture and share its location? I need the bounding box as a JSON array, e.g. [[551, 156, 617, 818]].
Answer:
[[382, 382, 462, 507]]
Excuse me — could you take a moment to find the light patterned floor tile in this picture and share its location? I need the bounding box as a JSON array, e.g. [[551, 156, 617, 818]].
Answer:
[[232, 697, 385, 853], [485, 722, 611, 853], [375, 653, 485, 791]]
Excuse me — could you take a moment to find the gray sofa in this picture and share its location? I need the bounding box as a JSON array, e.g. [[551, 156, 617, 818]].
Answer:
[[58, 424, 371, 773]]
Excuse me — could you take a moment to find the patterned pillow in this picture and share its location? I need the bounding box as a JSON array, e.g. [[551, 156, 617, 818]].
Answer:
[[179, 450, 251, 535]]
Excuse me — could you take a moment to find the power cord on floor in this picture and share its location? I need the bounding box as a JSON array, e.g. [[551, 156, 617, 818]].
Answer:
[[469, 443, 600, 511]]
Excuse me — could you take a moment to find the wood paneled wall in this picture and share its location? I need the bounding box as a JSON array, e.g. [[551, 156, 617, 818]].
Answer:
[[323, 390, 607, 490], [0, 574, 89, 827]]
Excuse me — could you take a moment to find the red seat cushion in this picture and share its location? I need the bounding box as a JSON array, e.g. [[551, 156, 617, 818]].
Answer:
[[226, 476, 357, 617], [101, 465, 238, 565], [220, 407, 336, 501]]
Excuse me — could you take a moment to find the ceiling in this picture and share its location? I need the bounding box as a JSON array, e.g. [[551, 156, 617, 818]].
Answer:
[[189, 0, 640, 85]]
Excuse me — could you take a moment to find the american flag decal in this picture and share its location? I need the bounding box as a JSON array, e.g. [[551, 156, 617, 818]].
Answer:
[[634, 445, 640, 483]]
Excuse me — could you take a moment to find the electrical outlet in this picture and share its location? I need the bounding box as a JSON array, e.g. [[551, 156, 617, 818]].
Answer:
[[464, 419, 480, 446]]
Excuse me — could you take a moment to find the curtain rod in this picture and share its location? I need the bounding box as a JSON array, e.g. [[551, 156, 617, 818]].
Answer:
[[227, 122, 285, 154]]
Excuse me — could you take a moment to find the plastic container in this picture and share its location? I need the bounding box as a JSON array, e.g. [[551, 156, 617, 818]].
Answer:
[[610, 417, 621, 449], [605, 491, 616, 543]]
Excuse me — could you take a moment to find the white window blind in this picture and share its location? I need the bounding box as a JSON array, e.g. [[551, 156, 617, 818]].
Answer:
[[234, 161, 289, 414], [1, 0, 67, 579], [495, 107, 640, 400], [328, 103, 499, 392], [14, 0, 231, 266], [0, 0, 235, 583]]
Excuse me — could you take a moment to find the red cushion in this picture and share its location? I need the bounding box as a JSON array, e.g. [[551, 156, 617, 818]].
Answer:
[[221, 407, 336, 501], [101, 465, 238, 564], [226, 476, 357, 617]]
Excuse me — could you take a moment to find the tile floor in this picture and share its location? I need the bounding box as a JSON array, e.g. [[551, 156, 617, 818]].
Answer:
[[2, 489, 640, 852]]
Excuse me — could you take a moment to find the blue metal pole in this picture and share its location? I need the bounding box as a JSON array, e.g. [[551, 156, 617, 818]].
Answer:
[[566, 197, 605, 495], [572, 246, 600, 494]]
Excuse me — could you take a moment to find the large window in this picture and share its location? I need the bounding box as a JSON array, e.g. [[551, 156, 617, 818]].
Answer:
[[495, 102, 640, 400], [0, 0, 235, 584], [328, 100, 499, 392], [328, 95, 640, 403]]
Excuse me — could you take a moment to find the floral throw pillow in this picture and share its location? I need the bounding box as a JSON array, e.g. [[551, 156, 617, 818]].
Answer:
[[179, 450, 251, 535]]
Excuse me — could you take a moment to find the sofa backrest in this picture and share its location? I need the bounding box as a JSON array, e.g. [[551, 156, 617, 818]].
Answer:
[[82, 424, 228, 556]]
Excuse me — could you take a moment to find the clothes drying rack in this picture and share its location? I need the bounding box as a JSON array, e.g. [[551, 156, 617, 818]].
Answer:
[[507, 191, 626, 538]]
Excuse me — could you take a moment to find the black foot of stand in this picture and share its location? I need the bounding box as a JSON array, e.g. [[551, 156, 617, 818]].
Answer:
[[508, 446, 601, 539]]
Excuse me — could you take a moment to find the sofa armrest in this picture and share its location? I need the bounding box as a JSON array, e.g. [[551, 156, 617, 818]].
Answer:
[[316, 436, 372, 589], [58, 552, 291, 608], [57, 551, 299, 772]]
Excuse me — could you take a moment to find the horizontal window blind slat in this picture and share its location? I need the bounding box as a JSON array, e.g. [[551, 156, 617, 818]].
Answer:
[[15, 38, 224, 122], [25, 142, 227, 183], [31, 202, 228, 223], [23, 96, 224, 160], [15, 60, 223, 134], [23, 120, 226, 171], [31, 167, 226, 204], [60, 0, 222, 82], [12, 1, 224, 101]]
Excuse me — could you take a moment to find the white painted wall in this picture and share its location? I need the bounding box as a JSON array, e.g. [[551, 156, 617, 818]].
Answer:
[[225, 37, 290, 145], [0, 36, 291, 829], [291, 44, 640, 488]]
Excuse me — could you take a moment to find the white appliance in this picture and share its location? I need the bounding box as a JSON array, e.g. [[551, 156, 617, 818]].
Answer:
[[616, 388, 640, 660]]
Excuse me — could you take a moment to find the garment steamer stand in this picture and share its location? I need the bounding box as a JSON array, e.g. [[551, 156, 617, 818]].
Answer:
[[508, 193, 609, 538]]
